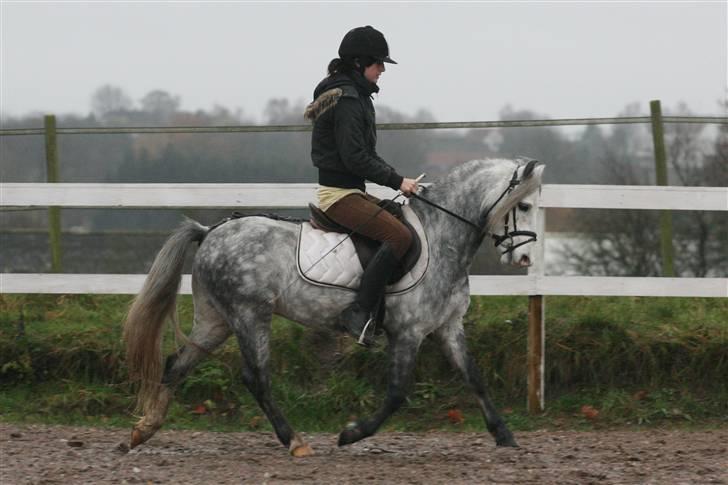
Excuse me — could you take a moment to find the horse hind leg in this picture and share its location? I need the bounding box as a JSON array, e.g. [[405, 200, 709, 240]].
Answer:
[[231, 304, 312, 457], [435, 320, 517, 447], [130, 290, 231, 449]]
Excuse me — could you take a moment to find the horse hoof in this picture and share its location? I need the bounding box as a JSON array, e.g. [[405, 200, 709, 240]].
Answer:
[[496, 435, 519, 448], [290, 443, 314, 457], [130, 429, 144, 449], [338, 426, 366, 447], [289, 434, 314, 457]]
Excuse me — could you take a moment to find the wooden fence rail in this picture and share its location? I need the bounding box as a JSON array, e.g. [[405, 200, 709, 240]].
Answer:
[[2, 274, 725, 298], [2, 183, 726, 211]]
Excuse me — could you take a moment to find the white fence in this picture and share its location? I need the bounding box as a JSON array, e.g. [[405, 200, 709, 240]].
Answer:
[[2, 182, 726, 413], [1, 183, 726, 297]]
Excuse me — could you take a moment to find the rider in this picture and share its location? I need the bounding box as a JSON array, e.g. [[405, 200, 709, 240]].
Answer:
[[305, 26, 419, 346]]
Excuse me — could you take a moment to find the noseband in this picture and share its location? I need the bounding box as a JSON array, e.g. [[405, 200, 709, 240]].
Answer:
[[411, 168, 538, 255], [490, 205, 538, 255]]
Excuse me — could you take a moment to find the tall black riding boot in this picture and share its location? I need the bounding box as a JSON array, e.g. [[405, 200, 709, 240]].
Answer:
[[339, 242, 399, 347]]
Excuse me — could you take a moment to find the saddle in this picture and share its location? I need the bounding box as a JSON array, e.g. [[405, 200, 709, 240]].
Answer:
[[307, 201, 422, 284], [298, 202, 428, 294], [204, 206, 427, 293]]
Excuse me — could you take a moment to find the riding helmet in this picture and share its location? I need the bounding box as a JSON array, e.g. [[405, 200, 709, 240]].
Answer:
[[338, 26, 397, 64]]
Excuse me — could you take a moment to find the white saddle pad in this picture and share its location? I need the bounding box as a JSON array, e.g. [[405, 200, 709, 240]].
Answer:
[[297, 205, 429, 294]]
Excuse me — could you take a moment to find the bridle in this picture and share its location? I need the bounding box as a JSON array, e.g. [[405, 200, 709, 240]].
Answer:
[[411, 168, 538, 255]]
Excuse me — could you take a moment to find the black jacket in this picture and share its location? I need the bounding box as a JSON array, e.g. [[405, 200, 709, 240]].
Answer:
[[305, 72, 403, 191]]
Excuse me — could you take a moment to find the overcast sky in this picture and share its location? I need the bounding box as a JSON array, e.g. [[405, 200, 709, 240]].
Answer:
[[1, 1, 726, 123]]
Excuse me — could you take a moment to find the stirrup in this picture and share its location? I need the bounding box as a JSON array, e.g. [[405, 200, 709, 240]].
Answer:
[[357, 316, 376, 347]]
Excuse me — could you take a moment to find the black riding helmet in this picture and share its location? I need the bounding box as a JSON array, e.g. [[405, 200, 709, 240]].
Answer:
[[338, 26, 397, 64]]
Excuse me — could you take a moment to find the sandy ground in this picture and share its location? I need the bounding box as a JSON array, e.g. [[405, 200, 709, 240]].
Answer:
[[1, 424, 726, 484]]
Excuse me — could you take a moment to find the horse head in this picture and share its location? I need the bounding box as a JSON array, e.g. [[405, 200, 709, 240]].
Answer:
[[483, 158, 545, 268]]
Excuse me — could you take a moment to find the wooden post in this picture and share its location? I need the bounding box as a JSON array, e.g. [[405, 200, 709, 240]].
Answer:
[[649, 100, 674, 277], [527, 295, 545, 413], [44, 114, 62, 272], [527, 187, 546, 413]]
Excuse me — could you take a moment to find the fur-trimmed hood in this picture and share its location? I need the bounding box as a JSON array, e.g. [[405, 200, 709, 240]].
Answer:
[[304, 72, 378, 122], [304, 87, 345, 122]]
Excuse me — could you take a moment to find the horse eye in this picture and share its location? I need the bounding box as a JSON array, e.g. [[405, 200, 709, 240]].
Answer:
[[518, 202, 531, 212]]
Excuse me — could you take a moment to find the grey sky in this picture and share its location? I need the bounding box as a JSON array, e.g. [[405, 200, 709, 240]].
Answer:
[[2, 1, 726, 122]]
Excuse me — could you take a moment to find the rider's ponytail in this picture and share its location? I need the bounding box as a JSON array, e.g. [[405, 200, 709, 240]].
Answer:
[[327, 57, 367, 76]]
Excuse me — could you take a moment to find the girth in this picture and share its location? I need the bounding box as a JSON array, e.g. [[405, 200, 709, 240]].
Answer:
[[308, 201, 422, 284]]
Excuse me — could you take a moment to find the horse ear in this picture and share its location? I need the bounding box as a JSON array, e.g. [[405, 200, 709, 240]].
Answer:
[[522, 159, 540, 179]]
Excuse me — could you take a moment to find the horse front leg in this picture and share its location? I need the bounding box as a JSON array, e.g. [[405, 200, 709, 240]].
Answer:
[[338, 333, 421, 446], [435, 320, 518, 447]]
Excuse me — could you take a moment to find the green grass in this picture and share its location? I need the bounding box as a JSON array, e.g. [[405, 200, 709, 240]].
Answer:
[[1, 294, 726, 432], [2, 380, 724, 433]]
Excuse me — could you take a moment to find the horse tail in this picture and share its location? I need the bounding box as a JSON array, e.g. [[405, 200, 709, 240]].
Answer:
[[123, 218, 208, 413]]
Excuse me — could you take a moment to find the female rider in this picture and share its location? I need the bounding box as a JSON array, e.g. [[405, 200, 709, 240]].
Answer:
[[305, 26, 419, 346]]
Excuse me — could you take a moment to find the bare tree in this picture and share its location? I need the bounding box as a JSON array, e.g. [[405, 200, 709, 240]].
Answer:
[[558, 151, 662, 276], [557, 102, 726, 277], [91, 84, 133, 119], [264, 98, 305, 124], [678, 101, 728, 276], [140, 90, 180, 121], [495, 105, 585, 183]]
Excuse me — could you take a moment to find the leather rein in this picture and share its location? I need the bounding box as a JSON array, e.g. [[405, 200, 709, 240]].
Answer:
[[411, 168, 537, 255]]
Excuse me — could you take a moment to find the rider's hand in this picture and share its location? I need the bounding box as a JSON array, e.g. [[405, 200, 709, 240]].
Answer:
[[399, 177, 419, 197]]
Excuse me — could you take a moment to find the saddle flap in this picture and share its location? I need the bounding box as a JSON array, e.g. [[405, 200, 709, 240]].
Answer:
[[298, 224, 364, 288]]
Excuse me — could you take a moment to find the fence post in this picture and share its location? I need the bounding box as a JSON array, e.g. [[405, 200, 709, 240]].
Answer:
[[527, 295, 545, 413], [44, 114, 62, 272], [527, 187, 546, 413], [649, 100, 674, 277]]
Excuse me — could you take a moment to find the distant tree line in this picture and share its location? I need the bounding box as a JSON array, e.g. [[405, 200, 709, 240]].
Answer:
[[1, 83, 619, 187], [0, 84, 724, 276]]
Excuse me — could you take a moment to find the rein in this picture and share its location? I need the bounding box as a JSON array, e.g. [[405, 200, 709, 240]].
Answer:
[[412, 168, 538, 255], [410, 193, 480, 230]]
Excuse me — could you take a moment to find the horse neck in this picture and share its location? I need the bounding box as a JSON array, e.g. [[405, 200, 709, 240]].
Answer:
[[410, 181, 489, 274], [410, 162, 516, 273]]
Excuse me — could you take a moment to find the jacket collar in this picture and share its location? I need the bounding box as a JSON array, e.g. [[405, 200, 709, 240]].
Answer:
[[349, 71, 379, 97], [313, 71, 378, 100]]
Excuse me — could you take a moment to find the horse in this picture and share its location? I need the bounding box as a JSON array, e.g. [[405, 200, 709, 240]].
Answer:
[[123, 157, 545, 456]]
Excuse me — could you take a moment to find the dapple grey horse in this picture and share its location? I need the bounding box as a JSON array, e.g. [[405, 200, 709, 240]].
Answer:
[[124, 158, 545, 456]]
